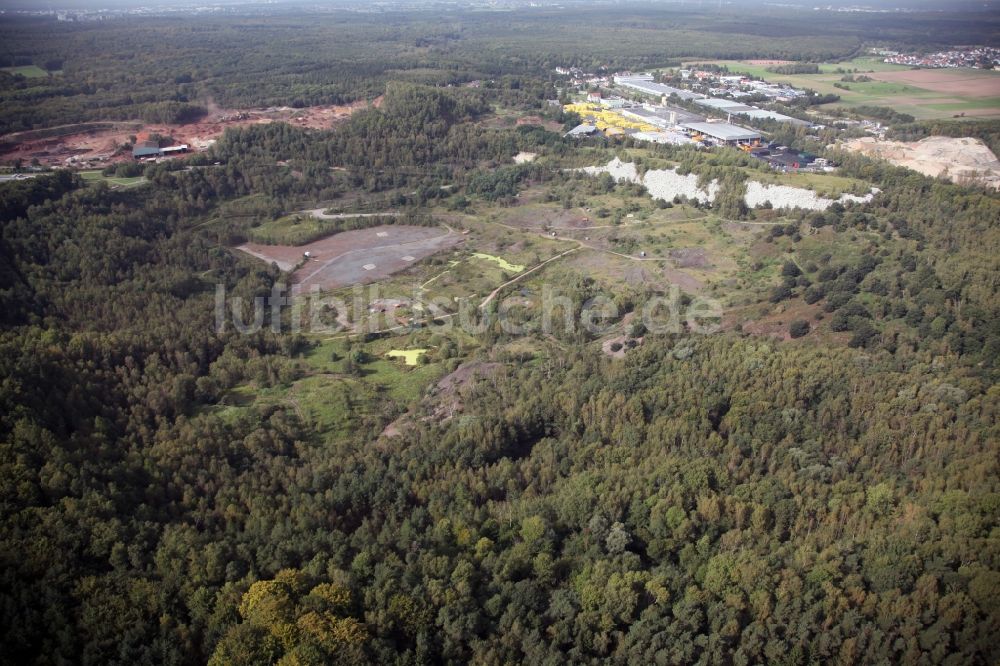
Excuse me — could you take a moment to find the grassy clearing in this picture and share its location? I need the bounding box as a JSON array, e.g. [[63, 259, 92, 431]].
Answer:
[[748, 170, 870, 198], [247, 212, 386, 246], [205, 373, 394, 436], [247, 213, 332, 245], [2, 65, 53, 79], [78, 170, 147, 188], [794, 226, 876, 267], [921, 97, 1000, 114], [304, 336, 448, 404], [207, 330, 455, 437]]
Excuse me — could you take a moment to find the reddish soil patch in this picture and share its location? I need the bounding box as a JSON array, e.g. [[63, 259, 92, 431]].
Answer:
[[434, 360, 502, 397], [504, 206, 592, 229], [513, 116, 563, 132], [381, 360, 502, 438], [602, 335, 628, 358], [566, 249, 705, 293], [669, 247, 710, 269], [870, 70, 1000, 98], [623, 266, 652, 286], [237, 225, 463, 290], [661, 266, 705, 293], [427, 360, 503, 420], [0, 97, 379, 168], [601, 313, 643, 358], [725, 300, 825, 341]]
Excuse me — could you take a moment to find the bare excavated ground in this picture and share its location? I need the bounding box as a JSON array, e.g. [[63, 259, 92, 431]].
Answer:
[[0, 98, 380, 167], [237, 225, 463, 290], [669, 247, 710, 269], [501, 203, 593, 230], [381, 360, 502, 438], [842, 136, 1000, 189], [565, 249, 706, 293]]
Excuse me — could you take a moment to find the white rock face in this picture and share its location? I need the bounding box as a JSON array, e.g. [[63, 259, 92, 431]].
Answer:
[[580, 157, 641, 183], [644, 168, 719, 204], [580, 158, 717, 203], [579, 159, 877, 211], [744, 181, 879, 211]]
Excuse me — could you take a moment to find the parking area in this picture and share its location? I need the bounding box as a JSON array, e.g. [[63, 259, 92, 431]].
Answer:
[[237, 225, 462, 290]]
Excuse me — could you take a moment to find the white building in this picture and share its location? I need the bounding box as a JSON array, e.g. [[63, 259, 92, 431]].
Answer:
[[600, 97, 628, 109], [680, 122, 762, 145]]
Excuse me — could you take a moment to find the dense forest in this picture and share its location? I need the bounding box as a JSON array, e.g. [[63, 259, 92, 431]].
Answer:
[[2, 6, 1000, 132], [1, 7, 1000, 666]]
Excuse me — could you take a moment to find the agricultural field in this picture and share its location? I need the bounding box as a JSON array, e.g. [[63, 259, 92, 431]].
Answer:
[[690, 57, 1000, 120]]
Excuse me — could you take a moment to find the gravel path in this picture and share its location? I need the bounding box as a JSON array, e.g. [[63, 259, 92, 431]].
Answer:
[[304, 208, 401, 220]]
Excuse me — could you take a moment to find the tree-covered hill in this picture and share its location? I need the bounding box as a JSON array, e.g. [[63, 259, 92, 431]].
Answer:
[[2, 6, 999, 133], [0, 66, 998, 666]]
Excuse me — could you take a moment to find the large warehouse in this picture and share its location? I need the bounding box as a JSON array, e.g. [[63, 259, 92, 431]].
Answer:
[[680, 122, 761, 146], [621, 105, 704, 129], [614, 76, 702, 101], [131, 141, 189, 160], [695, 98, 811, 126]]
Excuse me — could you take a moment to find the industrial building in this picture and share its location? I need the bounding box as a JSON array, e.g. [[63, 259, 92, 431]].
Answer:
[[599, 97, 628, 109], [695, 98, 810, 126], [630, 131, 692, 145], [565, 124, 601, 138], [132, 141, 189, 160], [131, 141, 161, 159], [680, 122, 761, 146], [621, 105, 704, 129], [614, 76, 703, 101]]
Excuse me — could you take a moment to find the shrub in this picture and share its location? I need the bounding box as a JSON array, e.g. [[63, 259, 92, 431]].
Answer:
[[803, 286, 825, 304], [770, 285, 793, 303], [789, 320, 811, 338], [781, 261, 802, 278]]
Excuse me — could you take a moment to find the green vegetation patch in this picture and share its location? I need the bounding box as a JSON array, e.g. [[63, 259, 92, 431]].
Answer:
[[1, 65, 52, 78], [246, 212, 397, 246], [304, 336, 447, 405], [78, 170, 147, 188], [471, 252, 525, 274]]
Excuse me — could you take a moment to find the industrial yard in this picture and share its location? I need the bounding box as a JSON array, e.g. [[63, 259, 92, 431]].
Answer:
[[0, 98, 378, 168], [563, 74, 840, 175]]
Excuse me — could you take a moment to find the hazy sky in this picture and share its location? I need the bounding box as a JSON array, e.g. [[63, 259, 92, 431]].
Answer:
[[0, 0, 992, 10]]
